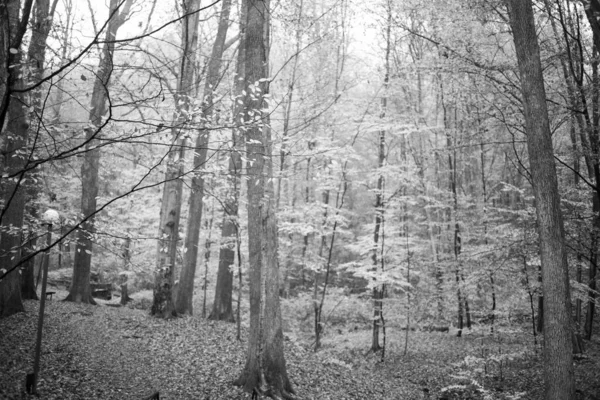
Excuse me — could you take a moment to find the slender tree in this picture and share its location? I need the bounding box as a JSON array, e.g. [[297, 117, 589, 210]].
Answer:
[[276, 0, 303, 298], [550, 0, 600, 342], [66, 0, 132, 304], [19, 0, 58, 300], [177, 0, 233, 316], [209, 0, 242, 322], [371, 0, 391, 352], [152, 0, 200, 318], [506, 1, 575, 399], [445, 113, 466, 337], [50, 0, 74, 123]]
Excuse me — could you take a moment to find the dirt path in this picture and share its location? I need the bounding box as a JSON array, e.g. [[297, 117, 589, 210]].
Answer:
[[1, 300, 424, 399]]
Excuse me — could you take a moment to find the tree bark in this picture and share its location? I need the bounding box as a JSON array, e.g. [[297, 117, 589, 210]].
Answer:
[[27, 0, 57, 114], [152, 0, 200, 318], [200, 201, 214, 318], [50, 0, 73, 123], [583, 0, 600, 53], [300, 152, 312, 288], [66, 0, 131, 304], [551, 0, 600, 342], [0, 0, 33, 131], [277, 0, 303, 299], [506, 1, 576, 399], [234, 1, 294, 397], [370, 0, 391, 352], [0, 0, 33, 318], [479, 138, 496, 333], [176, 0, 232, 316], [209, 0, 245, 323], [370, 129, 385, 352], [537, 264, 544, 333], [209, 194, 237, 321], [17, 0, 57, 302]]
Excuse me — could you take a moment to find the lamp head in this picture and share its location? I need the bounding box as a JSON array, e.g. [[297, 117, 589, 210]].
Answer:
[[42, 209, 60, 225]]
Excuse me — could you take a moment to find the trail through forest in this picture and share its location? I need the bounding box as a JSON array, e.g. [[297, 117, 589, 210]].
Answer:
[[2, 0, 600, 398], [2, 298, 600, 399], [1, 299, 421, 399]]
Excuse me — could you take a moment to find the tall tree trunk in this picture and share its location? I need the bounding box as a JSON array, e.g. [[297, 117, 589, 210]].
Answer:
[[371, 131, 385, 352], [583, 0, 600, 53], [66, 0, 132, 304], [314, 183, 330, 350], [276, 0, 303, 298], [0, 0, 34, 318], [585, 32, 600, 343], [209, 141, 241, 321], [0, 0, 32, 131], [234, 1, 294, 397], [300, 151, 312, 288], [262, 113, 294, 399], [449, 147, 464, 337], [50, 0, 73, 123], [28, 0, 57, 114], [152, 0, 200, 318], [507, 1, 576, 398], [176, 0, 232, 316], [553, 0, 600, 342], [314, 175, 347, 352], [442, 88, 465, 337], [14, 0, 57, 302], [210, 1, 245, 321], [371, 0, 391, 353], [201, 200, 215, 318], [415, 143, 443, 320], [119, 236, 132, 305], [209, 126, 240, 321], [479, 138, 496, 333]]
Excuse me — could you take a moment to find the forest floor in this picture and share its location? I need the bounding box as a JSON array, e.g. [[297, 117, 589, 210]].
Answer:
[[1, 293, 600, 400]]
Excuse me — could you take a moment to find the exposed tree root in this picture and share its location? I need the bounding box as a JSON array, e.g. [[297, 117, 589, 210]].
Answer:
[[208, 310, 235, 323], [234, 368, 297, 400]]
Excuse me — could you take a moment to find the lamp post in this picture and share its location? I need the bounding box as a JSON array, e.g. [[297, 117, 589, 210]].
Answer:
[[28, 209, 59, 395]]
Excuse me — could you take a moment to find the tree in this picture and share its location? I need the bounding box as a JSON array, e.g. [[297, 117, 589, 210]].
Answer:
[[371, 0, 392, 353], [208, 0, 240, 322], [152, 0, 201, 318], [583, 0, 600, 52], [66, 0, 133, 304], [233, 0, 294, 397], [0, 0, 34, 318], [443, 97, 468, 337], [543, 0, 600, 342], [573, 0, 600, 342], [20, 0, 58, 301], [49, 0, 74, 123], [506, 1, 575, 399], [177, 0, 233, 316]]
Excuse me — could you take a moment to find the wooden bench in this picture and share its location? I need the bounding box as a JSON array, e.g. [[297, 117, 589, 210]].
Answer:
[[91, 283, 112, 300], [45, 291, 56, 300]]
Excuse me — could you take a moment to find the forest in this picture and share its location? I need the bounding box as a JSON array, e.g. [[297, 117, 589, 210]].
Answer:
[[1, 0, 600, 399]]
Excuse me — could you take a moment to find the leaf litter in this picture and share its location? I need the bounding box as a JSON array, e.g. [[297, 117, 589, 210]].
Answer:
[[0, 300, 423, 399], [2, 299, 600, 399]]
